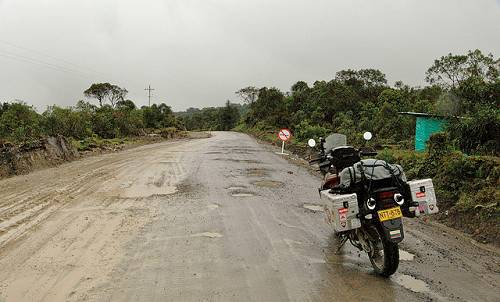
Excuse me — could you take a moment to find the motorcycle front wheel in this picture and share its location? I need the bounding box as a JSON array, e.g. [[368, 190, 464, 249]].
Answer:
[[367, 226, 399, 277]]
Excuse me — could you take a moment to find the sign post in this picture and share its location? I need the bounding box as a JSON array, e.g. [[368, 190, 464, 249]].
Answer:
[[277, 128, 291, 155]]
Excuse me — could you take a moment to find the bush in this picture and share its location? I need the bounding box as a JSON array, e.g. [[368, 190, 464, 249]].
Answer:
[[0, 102, 43, 142], [114, 109, 144, 136], [91, 106, 117, 139], [294, 120, 330, 142], [43, 106, 93, 139], [159, 127, 179, 139], [73, 135, 102, 151], [448, 105, 500, 155], [455, 187, 499, 212], [427, 132, 453, 158], [426, 152, 499, 210]]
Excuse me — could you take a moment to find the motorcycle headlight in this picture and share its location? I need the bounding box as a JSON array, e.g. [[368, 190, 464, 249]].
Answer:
[[366, 198, 376, 210], [394, 193, 404, 206]]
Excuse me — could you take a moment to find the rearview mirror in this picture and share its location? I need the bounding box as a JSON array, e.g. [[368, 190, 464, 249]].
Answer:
[[307, 139, 316, 147], [363, 132, 373, 141]]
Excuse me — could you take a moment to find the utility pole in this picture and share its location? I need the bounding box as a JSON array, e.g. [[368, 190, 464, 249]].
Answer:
[[144, 85, 155, 106]]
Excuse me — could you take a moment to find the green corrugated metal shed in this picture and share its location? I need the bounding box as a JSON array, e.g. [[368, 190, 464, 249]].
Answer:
[[399, 112, 449, 152]]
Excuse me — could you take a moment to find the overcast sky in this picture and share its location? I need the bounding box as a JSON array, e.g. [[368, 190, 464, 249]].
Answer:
[[0, 0, 499, 111]]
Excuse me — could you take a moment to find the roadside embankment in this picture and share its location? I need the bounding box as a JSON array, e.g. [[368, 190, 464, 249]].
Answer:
[[0, 130, 210, 180], [0, 136, 78, 179]]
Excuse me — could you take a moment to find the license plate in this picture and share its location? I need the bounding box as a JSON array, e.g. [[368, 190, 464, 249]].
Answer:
[[378, 207, 402, 222]]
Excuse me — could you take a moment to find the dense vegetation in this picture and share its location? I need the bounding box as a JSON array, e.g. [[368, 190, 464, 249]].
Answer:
[[237, 49, 499, 155], [231, 49, 499, 243], [1, 50, 497, 155], [0, 82, 189, 150], [0, 84, 247, 149], [175, 101, 245, 131]]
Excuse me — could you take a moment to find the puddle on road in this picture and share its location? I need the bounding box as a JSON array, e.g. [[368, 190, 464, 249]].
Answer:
[[302, 204, 324, 212], [252, 180, 283, 188], [392, 273, 430, 293], [207, 204, 219, 210], [229, 185, 255, 197], [218, 147, 259, 155], [227, 186, 247, 190], [307, 257, 327, 264], [399, 249, 416, 261], [283, 238, 304, 246], [215, 158, 262, 164], [190, 232, 223, 238], [158, 161, 179, 164], [246, 168, 269, 177], [120, 185, 177, 198], [232, 193, 254, 197], [119, 181, 133, 189]]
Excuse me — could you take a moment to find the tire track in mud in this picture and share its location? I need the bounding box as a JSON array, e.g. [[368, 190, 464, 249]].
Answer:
[[0, 139, 204, 302], [0, 140, 192, 249], [0, 163, 123, 249]]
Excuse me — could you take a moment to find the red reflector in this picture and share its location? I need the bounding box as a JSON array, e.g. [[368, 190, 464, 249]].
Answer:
[[378, 191, 394, 199]]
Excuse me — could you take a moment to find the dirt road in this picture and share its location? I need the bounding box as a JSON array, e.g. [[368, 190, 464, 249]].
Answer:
[[0, 132, 498, 302]]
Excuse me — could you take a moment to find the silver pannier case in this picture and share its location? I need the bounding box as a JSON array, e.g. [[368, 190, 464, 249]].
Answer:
[[407, 178, 439, 216], [320, 191, 361, 232]]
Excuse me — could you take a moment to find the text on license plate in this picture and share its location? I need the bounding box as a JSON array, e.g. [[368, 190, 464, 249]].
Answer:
[[378, 207, 402, 222]]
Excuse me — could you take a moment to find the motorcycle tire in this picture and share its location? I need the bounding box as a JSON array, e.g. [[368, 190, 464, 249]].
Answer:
[[368, 226, 399, 277]]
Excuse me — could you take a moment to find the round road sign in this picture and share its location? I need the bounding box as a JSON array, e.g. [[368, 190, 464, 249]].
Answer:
[[278, 128, 292, 142]]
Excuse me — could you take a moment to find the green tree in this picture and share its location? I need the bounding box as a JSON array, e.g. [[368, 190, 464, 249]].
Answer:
[[84, 83, 112, 107], [246, 87, 288, 128], [425, 49, 499, 88], [116, 99, 137, 111], [0, 102, 10, 116], [84, 83, 128, 107], [219, 101, 240, 131], [142, 103, 178, 129], [108, 85, 128, 107], [336, 69, 387, 87], [235, 86, 259, 104]]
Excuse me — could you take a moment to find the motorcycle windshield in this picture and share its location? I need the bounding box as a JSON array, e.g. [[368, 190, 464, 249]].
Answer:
[[324, 133, 347, 152]]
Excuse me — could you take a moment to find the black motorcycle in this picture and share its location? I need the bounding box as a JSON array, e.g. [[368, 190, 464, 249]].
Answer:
[[308, 132, 422, 276]]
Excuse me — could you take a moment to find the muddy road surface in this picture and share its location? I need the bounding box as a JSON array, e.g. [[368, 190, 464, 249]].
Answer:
[[0, 132, 498, 302]]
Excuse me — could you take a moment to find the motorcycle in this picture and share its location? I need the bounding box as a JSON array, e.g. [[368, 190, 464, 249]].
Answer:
[[308, 132, 438, 276]]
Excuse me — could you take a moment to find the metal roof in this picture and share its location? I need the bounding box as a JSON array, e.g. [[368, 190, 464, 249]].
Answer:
[[398, 112, 454, 119]]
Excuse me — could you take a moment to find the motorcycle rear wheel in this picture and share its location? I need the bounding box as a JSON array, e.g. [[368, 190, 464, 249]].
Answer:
[[368, 226, 399, 277]]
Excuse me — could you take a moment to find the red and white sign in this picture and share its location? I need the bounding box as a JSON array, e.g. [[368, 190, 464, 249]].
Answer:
[[278, 128, 292, 142], [338, 208, 348, 222]]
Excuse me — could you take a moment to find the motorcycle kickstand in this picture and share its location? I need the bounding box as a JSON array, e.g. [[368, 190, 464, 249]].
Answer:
[[335, 236, 348, 254]]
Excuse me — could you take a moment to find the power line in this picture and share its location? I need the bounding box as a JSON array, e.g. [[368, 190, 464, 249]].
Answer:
[[145, 85, 155, 106], [0, 50, 95, 79], [0, 39, 108, 78]]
